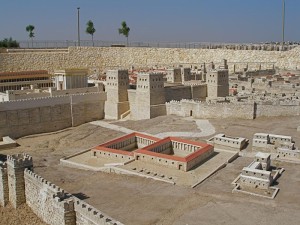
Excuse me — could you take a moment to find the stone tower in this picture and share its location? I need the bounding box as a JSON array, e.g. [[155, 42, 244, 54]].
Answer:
[[166, 68, 181, 83], [105, 69, 130, 119], [133, 73, 166, 120], [7, 153, 33, 208], [206, 69, 229, 99], [181, 68, 191, 82]]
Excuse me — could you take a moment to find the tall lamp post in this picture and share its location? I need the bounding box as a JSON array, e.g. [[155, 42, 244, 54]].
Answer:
[[282, 0, 285, 50], [77, 7, 80, 47]]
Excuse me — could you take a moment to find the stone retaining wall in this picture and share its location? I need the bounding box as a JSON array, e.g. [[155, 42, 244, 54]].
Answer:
[[1, 46, 300, 74]]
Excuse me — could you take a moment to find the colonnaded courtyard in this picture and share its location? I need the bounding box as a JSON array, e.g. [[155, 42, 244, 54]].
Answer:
[[1, 115, 300, 225]]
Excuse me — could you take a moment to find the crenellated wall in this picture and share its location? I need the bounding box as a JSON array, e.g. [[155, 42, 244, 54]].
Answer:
[[1, 46, 300, 74], [24, 170, 76, 225], [166, 100, 300, 120], [0, 154, 124, 225]]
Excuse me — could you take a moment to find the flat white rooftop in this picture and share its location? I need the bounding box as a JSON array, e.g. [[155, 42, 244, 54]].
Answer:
[[255, 152, 271, 159]]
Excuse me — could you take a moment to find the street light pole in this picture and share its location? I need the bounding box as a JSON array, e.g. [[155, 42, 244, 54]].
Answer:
[[77, 7, 80, 47], [282, 0, 285, 50]]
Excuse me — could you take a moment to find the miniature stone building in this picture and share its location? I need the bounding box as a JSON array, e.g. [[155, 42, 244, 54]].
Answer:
[[54, 69, 88, 90], [207, 133, 247, 151], [91, 133, 214, 172], [232, 152, 284, 199], [252, 133, 294, 152], [0, 70, 53, 92], [252, 133, 300, 160], [277, 147, 300, 159], [135, 137, 214, 172]]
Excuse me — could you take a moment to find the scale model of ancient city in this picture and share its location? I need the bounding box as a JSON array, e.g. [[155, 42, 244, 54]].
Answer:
[[1, 20, 300, 225]]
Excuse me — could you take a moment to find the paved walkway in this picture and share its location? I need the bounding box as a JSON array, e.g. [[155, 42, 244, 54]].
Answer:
[[90, 118, 215, 138]]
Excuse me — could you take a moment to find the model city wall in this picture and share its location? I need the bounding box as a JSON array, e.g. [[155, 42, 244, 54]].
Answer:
[[0, 92, 106, 138], [1, 46, 300, 74]]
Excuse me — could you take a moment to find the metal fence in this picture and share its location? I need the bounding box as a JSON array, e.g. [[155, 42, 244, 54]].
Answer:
[[17, 40, 298, 51]]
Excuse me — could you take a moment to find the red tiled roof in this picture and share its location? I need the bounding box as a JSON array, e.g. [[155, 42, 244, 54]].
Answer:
[[135, 137, 213, 162]]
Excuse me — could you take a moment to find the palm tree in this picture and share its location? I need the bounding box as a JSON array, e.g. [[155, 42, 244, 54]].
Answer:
[[26, 25, 35, 48], [86, 20, 96, 46], [118, 21, 130, 46]]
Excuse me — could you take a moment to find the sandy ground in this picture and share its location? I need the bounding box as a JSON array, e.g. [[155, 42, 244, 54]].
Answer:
[[0, 115, 300, 225]]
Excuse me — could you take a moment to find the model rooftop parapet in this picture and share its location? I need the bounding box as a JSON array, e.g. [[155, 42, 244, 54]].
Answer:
[[207, 133, 247, 151], [7, 153, 33, 208], [74, 198, 124, 225], [7, 153, 33, 169], [253, 133, 294, 153]]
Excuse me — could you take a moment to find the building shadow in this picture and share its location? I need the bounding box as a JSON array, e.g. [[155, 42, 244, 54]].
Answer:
[[0, 154, 7, 162], [72, 192, 89, 200]]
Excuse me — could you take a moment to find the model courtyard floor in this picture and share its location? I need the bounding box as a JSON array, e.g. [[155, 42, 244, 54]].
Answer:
[[0, 115, 300, 225]]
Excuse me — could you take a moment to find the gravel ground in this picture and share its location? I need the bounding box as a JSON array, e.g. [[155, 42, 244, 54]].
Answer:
[[0, 115, 300, 225]]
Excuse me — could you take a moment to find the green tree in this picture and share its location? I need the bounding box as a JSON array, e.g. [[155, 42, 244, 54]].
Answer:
[[0, 37, 19, 48], [118, 21, 130, 46], [26, 24, 35, 47], [85, 20, 96, 46]]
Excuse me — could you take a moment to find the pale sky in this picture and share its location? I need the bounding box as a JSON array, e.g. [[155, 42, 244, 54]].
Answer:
[[0, 0, 298, 43]]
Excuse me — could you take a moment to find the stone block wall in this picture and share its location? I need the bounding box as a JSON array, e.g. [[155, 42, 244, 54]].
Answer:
[[255, 104, 300, 117], [0, 92, 106, 138], [1, 47, 300, 74], [0, 163, 8, 206], [24, 169, 76, 225], [166, 100, 300, 120], [165, 86, 192, 102], [71, 93, 106, 126], [166, 100, 255, 119], [186, 148, 214, 171], [74, 198, 123, 225]]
